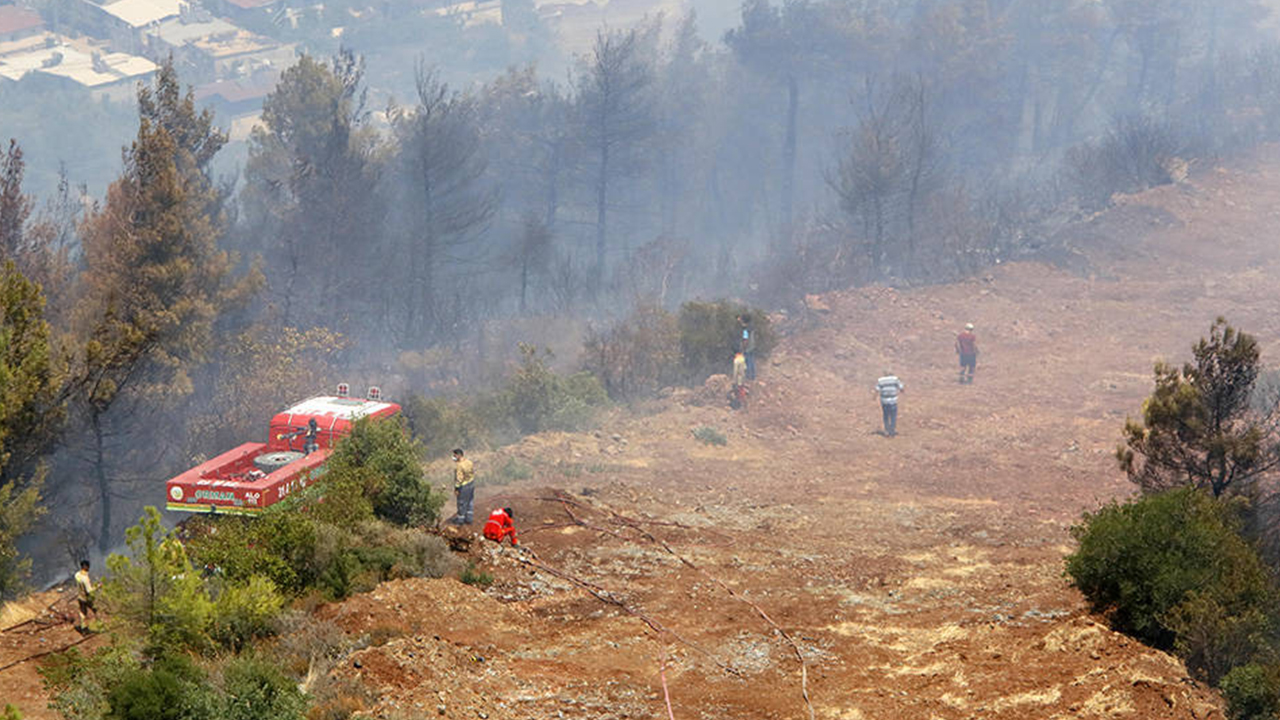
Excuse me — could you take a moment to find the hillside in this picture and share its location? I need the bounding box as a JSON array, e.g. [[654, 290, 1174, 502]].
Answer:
[[11, 149, 1280, 718]]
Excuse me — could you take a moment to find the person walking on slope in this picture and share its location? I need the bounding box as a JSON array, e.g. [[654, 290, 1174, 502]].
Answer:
[[483, 507, 519, 546], [955, 323, 978, 384], [738, 314, 757, 381], [74, 560, 96, 633], [876, 371, 904, 436], [451, 448, 475, 525]]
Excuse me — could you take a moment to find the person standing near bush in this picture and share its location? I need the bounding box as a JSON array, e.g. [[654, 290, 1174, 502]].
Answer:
[[738, 314, 757, 381], [876, 370, 904, 436], [73, 559, 96, 633], [955, 323, 978, 384], [730, 351, 748, 410], [451, 448, 475, 525]]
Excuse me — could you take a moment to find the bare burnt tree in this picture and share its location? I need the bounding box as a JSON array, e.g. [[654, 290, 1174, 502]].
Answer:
[[576, 27, 655, 295], [727, 0, 856, 248], [389, 63, 496, 346], [509, 213, 552, 314], [0, 140, 32, 261]]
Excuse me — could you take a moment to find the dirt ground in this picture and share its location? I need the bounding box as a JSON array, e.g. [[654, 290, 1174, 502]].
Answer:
[[10, 149, 1280, 718]]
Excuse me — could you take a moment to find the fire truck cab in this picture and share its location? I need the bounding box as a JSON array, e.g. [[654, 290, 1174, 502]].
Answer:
[[165, 385, 399, 515]]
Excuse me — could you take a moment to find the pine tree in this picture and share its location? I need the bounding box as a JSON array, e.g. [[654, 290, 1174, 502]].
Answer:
[[74, 61, 254, 551], [1118, 318, 1280, 498], [0, 261, 61, 599]]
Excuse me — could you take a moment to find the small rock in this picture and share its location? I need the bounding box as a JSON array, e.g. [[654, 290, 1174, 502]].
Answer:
[[437, 705, 447, 715], [353, 659, 362, 669]]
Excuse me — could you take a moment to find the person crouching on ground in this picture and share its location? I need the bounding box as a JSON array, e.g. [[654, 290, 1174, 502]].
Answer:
[[483, 507, 519, 545], [876, 370, 904, 436], [451, 448, 475, 525]]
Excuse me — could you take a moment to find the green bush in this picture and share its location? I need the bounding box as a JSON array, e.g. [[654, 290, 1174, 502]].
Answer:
[[104, 508, 213, 655], [677, 301, 775, 384], [488, 345, 608, 436], [1167, 591, 1276, 684], [106, 655, 216, 720], [328, 417, 443, 526], [459, 561, 493, 588], [42, 643, 143, 720], [2, 704, 20, 720], [184, 512, 317, 596], [401, 394, 491, 457], [582, 305, 681, 400], [1066, 488, 1275, 651], [210, 576, 285, 652], [488, 457, 533, 486], [1221, 664, 1280, 720], [691, 426, 727, 446], [218, 656, 306, 720]]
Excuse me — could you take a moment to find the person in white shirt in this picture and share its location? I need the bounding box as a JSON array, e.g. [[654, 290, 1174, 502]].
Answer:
[[74, 560, 96, 632], [875, 371, 904, 436]]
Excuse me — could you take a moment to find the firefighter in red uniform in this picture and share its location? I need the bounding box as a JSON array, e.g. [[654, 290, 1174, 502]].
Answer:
[[483, 507, 519, 545]]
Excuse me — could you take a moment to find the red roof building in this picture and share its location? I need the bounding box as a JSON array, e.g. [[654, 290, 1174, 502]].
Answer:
[[0, 5, 43, 43]]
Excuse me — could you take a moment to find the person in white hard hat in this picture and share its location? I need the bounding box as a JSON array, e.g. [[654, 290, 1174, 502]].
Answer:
[[955, 323, 978, 384]]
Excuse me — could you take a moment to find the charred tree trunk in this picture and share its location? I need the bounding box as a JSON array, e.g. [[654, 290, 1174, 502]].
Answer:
[[594, 142, 610, 295], [780, 74, 799, 247], [92, 411, 111, 554]]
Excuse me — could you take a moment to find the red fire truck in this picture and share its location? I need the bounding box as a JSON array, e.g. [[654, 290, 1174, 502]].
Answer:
[[165, 385, 400, 515]]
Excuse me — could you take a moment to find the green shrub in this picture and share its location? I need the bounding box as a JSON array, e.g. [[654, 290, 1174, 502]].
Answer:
[[1066, 488, 1275, 651], [488, 457, 533, 486], [401, 394, 491, 457], [42, 643, 143, 720], [459, 562, 493, 588], [490, 345, 608, 436], [104, 508, 213, 655], [677, 301, 775, 384], [582, 305, 681, 400], [1167, 591, 1276, 684], [691, 426, 727, 446], [184, 512, 317, 596], [328, 417, 443, 526], [1221, 663, 1280, 720], [210, 576, 285, 652], [218, 655, 306, 720], [106, 655, 216, 720], [2, 704, 21, 720]]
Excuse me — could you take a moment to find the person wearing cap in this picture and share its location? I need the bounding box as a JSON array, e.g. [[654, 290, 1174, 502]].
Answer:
[[875, 371, 904, 436], [955, 323, 978, 384]]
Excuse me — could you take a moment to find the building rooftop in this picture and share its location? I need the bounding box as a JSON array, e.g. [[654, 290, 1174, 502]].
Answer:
[[225, 0, 278, 8], [148, 14, 237, 46], [0, 5, 43, 36], [0, 41, 156, 86], [193, 70, 276, 104], [100, 0, 184, 28], [193, 27, 281, 59]]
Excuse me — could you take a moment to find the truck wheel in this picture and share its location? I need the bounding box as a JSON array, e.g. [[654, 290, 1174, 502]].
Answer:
[[254, 451, 305, 474]]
